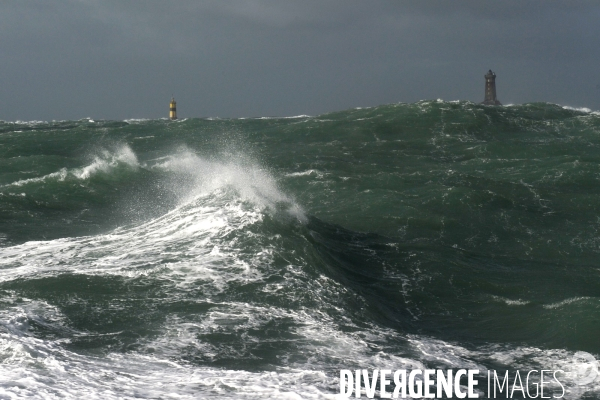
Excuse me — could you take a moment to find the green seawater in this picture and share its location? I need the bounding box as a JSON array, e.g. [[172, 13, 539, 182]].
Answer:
[[1, 101, 600, 398]]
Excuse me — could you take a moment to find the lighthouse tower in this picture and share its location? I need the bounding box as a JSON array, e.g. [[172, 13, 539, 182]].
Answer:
[[481, 70, 502, 105], [169, 97, 177, 120]]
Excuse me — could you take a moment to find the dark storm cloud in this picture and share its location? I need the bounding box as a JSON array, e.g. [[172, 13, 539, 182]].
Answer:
[[1, 1, 599, 120]]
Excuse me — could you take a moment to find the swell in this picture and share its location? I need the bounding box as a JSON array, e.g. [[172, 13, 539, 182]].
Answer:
[[1, 101, 600, 398]]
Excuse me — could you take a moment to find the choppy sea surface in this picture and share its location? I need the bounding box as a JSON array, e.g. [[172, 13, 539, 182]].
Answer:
[[1, 101, 600, 399]]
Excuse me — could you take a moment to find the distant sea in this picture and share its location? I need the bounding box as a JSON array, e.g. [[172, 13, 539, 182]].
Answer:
[[1, 101, 599, 399]]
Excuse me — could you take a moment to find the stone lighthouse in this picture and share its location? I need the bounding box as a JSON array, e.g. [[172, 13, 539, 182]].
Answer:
[[481, 70, 502, 105]]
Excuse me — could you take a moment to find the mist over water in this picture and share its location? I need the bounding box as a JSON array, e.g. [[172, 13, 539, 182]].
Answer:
[[1, 101, 600, 398]]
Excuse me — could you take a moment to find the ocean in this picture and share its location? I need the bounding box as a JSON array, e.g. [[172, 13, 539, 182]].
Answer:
[[1, 100, 600, 399]]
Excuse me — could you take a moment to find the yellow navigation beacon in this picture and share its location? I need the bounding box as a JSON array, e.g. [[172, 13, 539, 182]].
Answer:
[[169, 97, 177, 120]]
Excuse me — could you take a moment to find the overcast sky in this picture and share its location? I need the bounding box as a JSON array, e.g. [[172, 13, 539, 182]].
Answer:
[[1, 1, 599, 121]]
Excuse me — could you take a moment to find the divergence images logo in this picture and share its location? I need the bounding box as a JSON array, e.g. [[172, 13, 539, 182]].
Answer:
[[338, 352, 599, 399]]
